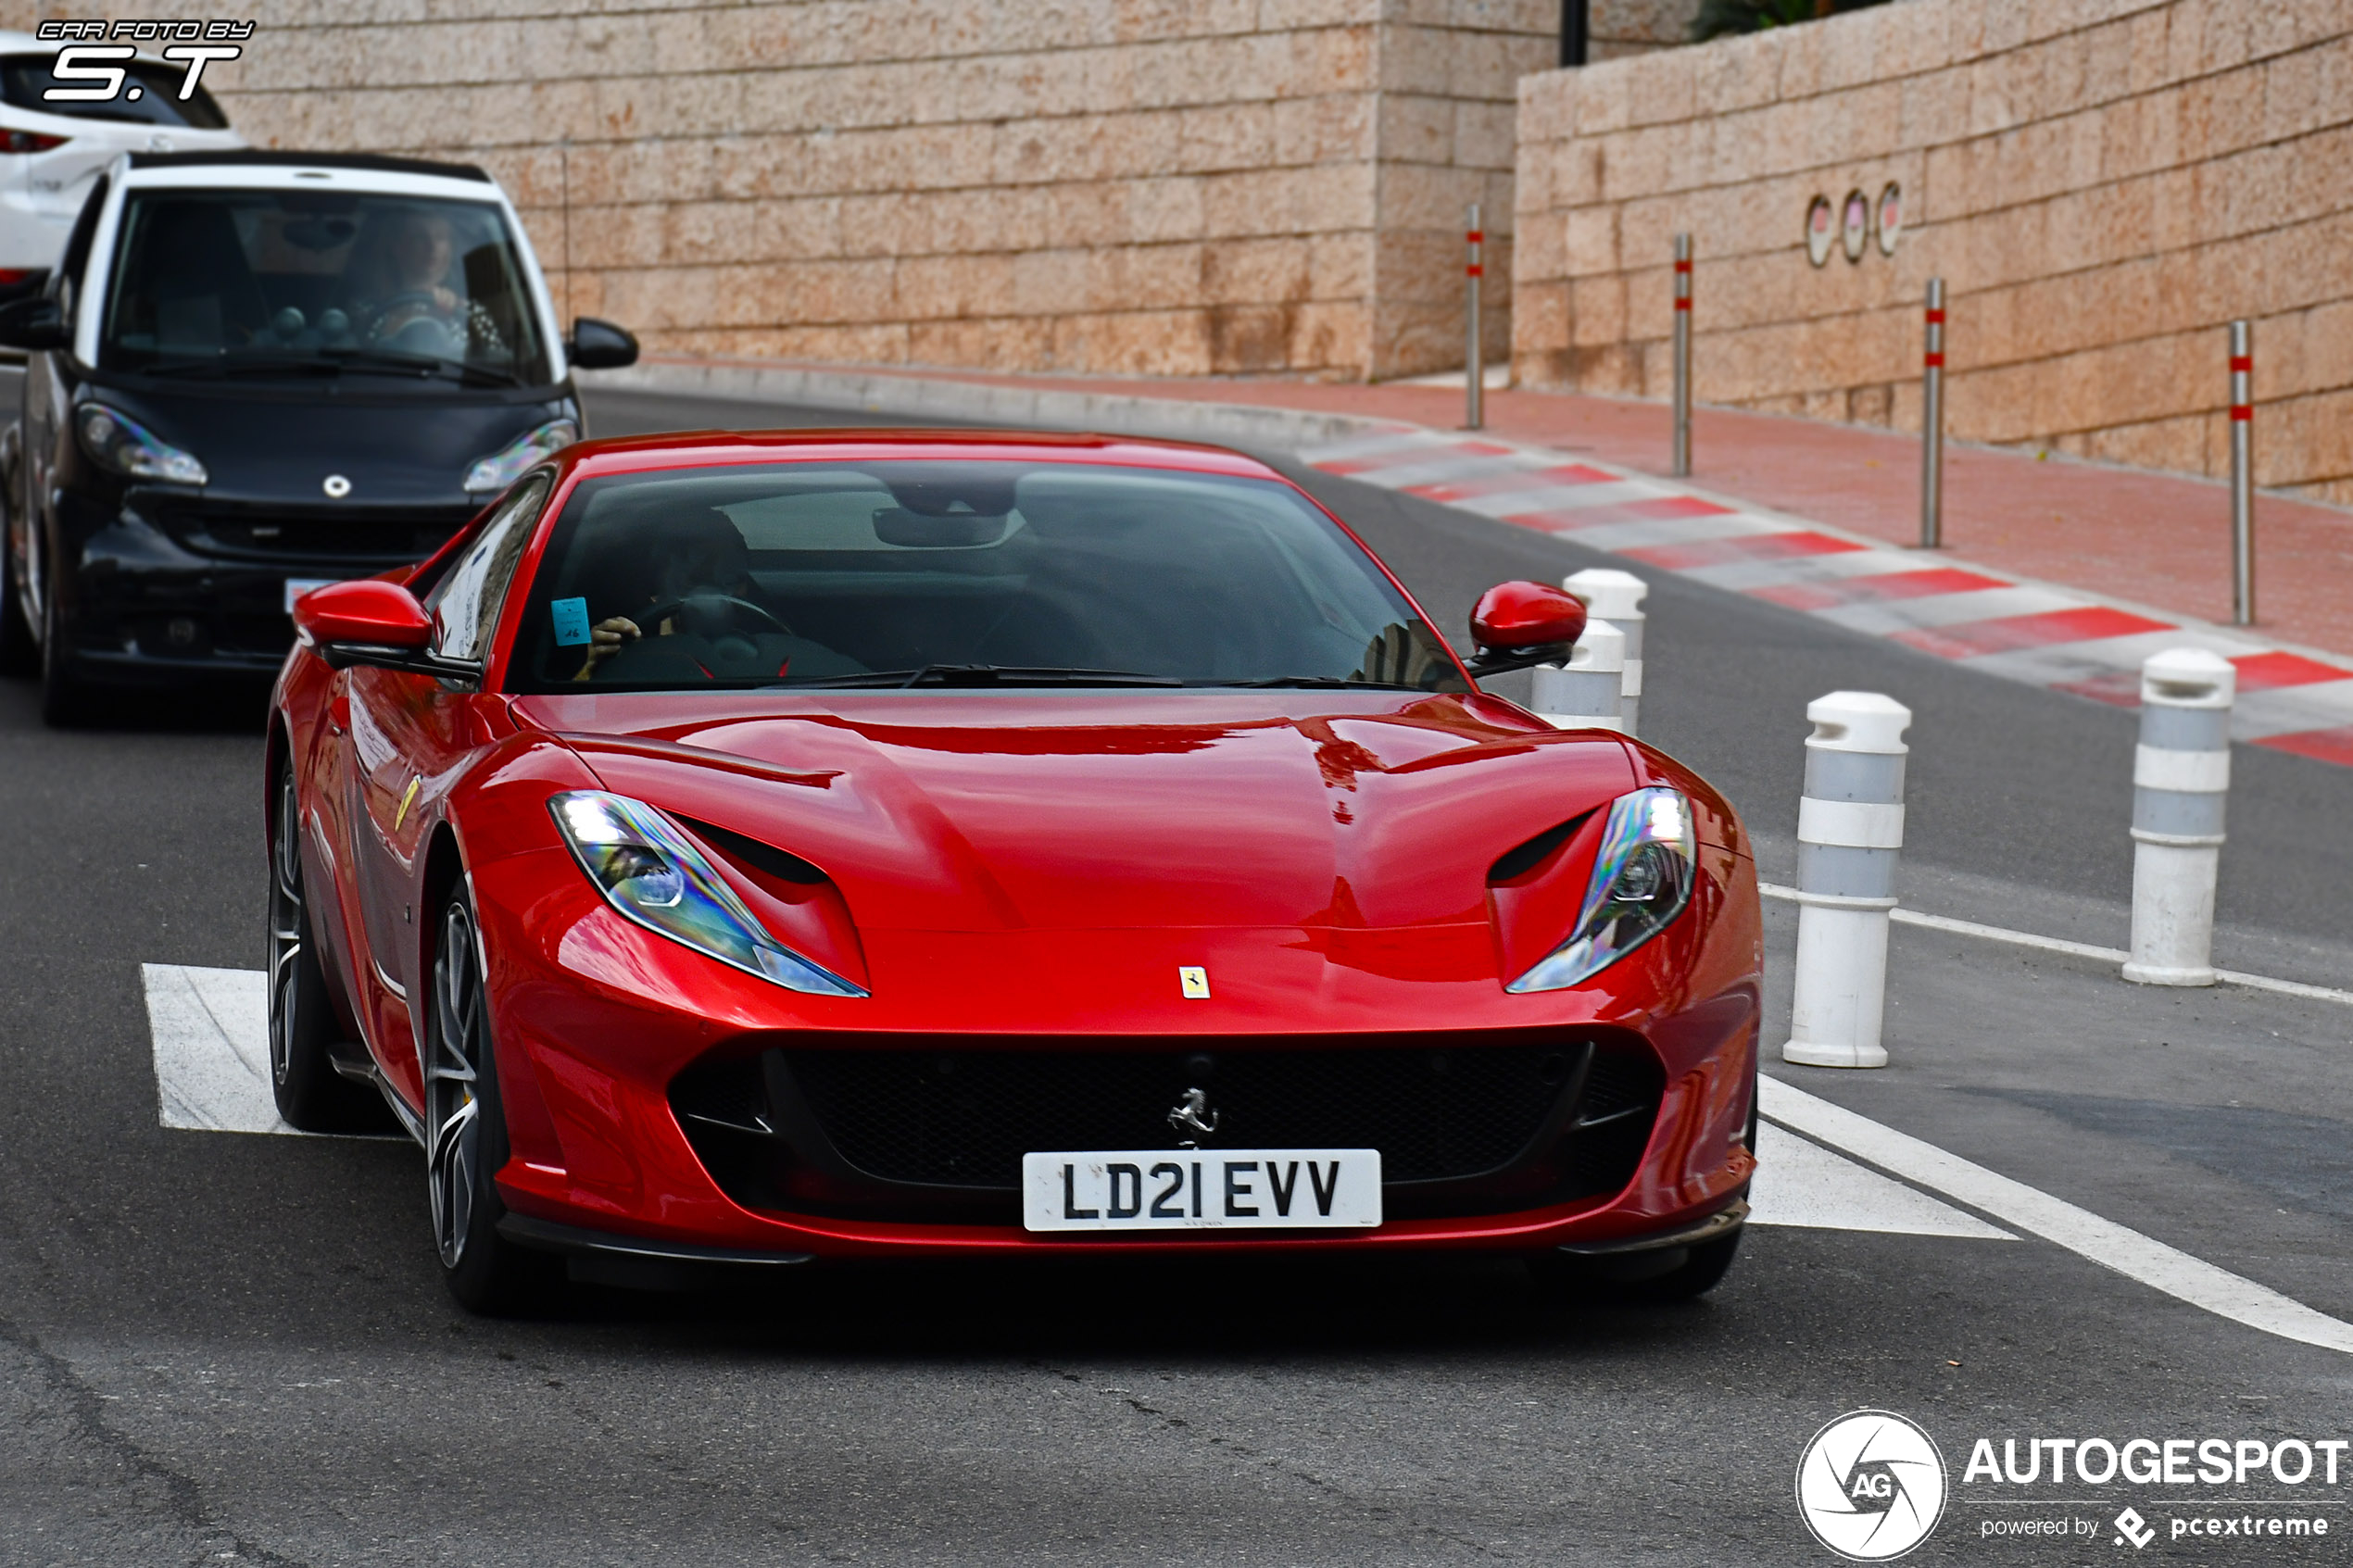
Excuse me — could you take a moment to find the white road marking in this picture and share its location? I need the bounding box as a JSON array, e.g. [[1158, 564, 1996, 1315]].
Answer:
[[1747, 1121, 2013, 1239], [1756, 883, 2353, 1007], [141, 962, 301, 1135], [1760, 1074, 2353, 1356]]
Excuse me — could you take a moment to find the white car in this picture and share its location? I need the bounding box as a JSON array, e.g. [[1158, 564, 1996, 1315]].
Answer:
[[0, 33, 245, 290]]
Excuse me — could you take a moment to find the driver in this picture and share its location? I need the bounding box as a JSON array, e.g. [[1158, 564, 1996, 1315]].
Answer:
[[573, 513, 762, 681], [351, 208, 507, 355]]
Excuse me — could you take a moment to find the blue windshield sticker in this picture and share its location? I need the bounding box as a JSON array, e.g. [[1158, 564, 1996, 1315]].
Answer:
[[551, 596, 592, 647]]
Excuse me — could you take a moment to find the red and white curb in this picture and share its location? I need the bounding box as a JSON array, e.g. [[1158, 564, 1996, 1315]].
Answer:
[[1302, 428, 2353, 767]]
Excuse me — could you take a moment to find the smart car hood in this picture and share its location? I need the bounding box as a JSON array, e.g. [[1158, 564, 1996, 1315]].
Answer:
[[519, 691, 1639, 936], [88, 378, 569, 505]]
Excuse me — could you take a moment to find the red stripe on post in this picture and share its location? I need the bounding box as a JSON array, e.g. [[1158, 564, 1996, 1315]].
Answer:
[[1466, 231, 1483, 244], [2230, 356, 2252, 371], [1673, 260, 1692, 273], [1924, 353, 1944, 368], [2231, 407, 2252, 420], [1926, 309, 1945, 323], [1673, 298, 1691, 310], [1466, 264, 1483, 277]]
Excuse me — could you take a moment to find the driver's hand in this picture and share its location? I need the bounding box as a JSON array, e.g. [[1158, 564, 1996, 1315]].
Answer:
[[574, 617, 640, 679], [432, 284, 459, 314]]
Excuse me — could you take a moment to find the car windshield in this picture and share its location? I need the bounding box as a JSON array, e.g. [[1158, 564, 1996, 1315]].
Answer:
[[0, 53, 228, 128], [99, 189, 550, 384], [510, 461, 1467, 694]]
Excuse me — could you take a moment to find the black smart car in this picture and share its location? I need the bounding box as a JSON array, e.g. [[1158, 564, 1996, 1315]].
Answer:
[[0, 148, 636, 721]]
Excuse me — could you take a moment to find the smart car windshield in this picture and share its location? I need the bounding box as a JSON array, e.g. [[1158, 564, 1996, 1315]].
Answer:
[[510, 461, 1466, 693], [99, 189, 549, 384]]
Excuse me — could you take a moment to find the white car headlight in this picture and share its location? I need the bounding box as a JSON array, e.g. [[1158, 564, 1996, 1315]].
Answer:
[[464, 418, 576, 495], [549, 790, 864, 997], [76, 404, 207, 484], [1505, 787, 1695, 994]]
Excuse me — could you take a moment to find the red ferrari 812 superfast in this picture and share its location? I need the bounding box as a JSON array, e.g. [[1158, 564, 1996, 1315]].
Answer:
[[267, 431, 1760, 1311]]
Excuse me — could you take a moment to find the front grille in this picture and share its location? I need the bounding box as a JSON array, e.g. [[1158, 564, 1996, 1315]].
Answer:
[[672, 1034, 1667, 1226], [148, 501, 474, 565]]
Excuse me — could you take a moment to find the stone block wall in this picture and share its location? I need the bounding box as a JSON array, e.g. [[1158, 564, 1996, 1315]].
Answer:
[[1514, 0, 2353, 503], [22, 0, 1554, 381]]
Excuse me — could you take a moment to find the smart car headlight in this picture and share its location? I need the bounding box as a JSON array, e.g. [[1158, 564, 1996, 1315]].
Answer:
[[75, 404, 207, 484], [1505, 786, 1695, 994], [465, 418, 577, 495], [549, 790, 865, 997]]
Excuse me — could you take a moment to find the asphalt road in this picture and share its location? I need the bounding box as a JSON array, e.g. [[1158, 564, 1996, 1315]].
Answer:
[[0, 384, 2347, 1566]]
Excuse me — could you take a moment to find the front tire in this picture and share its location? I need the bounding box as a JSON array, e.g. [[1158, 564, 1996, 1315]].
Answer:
[[268, 759, 386, 1132], [0, 506, 32, 676], [427, 887, 558, 1314], [37, 566, 89, 727]]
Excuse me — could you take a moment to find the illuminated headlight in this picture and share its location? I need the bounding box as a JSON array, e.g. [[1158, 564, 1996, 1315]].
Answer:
[[549, 790, 865, 997], [1505, 787, 1696, 994], [464, 418, 577, 495], [75, 404, 207, 484]]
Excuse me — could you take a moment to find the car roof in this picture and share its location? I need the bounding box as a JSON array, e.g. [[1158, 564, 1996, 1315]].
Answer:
[[546, 429, 1291, 488]]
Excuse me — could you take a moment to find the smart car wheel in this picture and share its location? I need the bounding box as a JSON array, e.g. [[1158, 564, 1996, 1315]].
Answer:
[[268, 759, 385, 1132], [0, 508, 32, 676], [426, 888, 557, 1314]]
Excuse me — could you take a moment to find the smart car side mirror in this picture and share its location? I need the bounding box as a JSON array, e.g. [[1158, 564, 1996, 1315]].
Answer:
[[293, 580, 480, 684], [0, 295, 69, 352], [1466, 581, 1586, 676], [568, 316, 639, 370]]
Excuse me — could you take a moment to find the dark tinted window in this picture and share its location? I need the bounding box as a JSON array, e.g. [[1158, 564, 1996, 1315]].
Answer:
[[0, 54, 229, 129], [510, 461, 1465, 694], [99, 189, 550, 385]]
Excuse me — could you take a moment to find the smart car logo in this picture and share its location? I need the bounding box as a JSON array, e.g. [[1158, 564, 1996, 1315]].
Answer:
[[1794, 1410, 1946, 1561]]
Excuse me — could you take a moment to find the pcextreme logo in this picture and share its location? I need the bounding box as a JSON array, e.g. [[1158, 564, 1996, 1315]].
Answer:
[[1796, 1409, 1949, 1562]]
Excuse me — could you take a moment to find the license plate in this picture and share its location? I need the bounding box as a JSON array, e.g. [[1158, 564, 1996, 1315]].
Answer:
[[284, 578, 340, 614], [1021, 1149, 1381, 1232]]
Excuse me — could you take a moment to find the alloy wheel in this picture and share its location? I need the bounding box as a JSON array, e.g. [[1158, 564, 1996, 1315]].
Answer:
[[267, 766, 308, 1088], [427, 898, 485, 1270]]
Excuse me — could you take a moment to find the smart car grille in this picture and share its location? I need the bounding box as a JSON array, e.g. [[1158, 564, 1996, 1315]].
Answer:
[[148, 500, 475, 564], [671, 1035, 1667, 1224]]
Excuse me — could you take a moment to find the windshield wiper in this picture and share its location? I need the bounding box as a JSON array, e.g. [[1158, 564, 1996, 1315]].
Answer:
[[1209, 675, 1425, 690], [777, 664, 1186, 689], [132, 349, 524, 387]]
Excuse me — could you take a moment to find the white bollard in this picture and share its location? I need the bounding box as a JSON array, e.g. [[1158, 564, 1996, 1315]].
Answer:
[[2123, 648, 2234, 986], [1529, 620, 1623, 731], [1781, 691, 1912, 1070], [1563, 569, 1649, 736]]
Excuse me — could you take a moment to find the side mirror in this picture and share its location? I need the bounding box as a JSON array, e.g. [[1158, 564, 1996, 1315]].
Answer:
[[293, 580, 480, 683], [567, 316, 638, 370], [1466, 581, 1586, 676], [0, 295, 69, 352]]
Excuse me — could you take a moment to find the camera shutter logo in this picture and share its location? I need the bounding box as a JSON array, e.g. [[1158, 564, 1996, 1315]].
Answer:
[[1794, 1410, 1946, 1561]]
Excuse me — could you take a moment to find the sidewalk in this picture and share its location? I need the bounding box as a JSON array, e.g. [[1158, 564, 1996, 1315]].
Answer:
[[605, 356, 2353, 766]]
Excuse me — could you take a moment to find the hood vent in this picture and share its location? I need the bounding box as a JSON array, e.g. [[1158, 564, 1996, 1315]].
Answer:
[[675, 814, 828, 884], [1488, 811, 1593, 884]]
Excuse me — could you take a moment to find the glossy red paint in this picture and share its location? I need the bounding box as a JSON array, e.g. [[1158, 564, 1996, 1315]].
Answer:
[[1468, 580, 1588, 653], [291, 579, 432, 650], [267, 430, 1760, 1265]]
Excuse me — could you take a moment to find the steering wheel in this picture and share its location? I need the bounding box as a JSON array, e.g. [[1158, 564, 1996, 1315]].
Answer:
[[637, 594, 795, 639]]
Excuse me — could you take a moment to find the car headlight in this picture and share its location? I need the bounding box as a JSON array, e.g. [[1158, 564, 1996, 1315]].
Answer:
[[1505, 786, 1695, 994], [75, 404, 207, 484], [549, 790, 865, 997], [464, 418, 577, 495]]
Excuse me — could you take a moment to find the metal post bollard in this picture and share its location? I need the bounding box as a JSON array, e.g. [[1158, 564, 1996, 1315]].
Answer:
[[1529, 620, 1624, 731], [1921, 278, 1944, 549], [1465, 204, 1485, 432], [1781, 692, 1911, 1070], [1670, 233, 1692, 477], [2123, 648, 2234, 986], [1563, 568, 1648, 736], [2229, 320, 2254, 626]]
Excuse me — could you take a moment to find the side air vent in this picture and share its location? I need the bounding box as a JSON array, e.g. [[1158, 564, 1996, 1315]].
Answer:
[[1488, 811, 1592, 884], [675, 815, 828, 884]]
